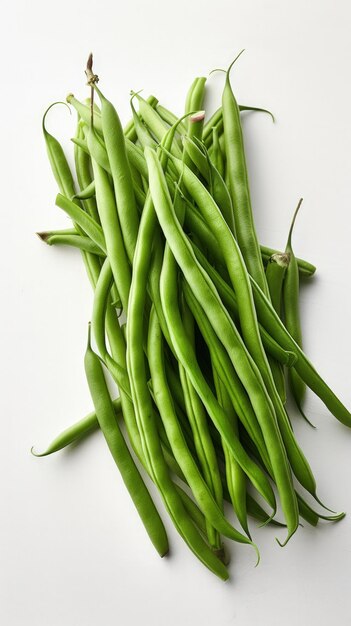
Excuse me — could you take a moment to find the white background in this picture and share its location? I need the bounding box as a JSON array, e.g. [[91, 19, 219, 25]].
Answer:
[[2, 1, 351, 624]]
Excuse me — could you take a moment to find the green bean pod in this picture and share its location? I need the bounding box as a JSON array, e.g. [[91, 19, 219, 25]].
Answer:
[[84, 327, 169, 557], [210, 126, 225, 179], [266, 253, 291, 404], [73, 123, 100, 223], [183, 138, 235, 235], [37, 232, 104, 256], [124, 94, 159, 142], [73, 179, 95, 200], [213, 369, 250, 538], [222, 55, 269, 296], [93, 84, 139, 262], [130, 93, 158, 149], [42, 103, 78, 200], [185, 77, 207, 118], [87, 127, 131, 313], [55, 193, 106, 253], [266, 253, 290, 315], [246, 494, 285, 528], [31, 398, 122, 456], [283, 200, 309, 421], [67, 94, 103, 132]]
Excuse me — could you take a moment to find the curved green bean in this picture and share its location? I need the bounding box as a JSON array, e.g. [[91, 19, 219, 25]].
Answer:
[[31, 398, 122, 456], [84, 326, 169, 557]]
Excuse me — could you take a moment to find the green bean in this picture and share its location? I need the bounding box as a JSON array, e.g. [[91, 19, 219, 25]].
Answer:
[[125, 137, 149, 179], [38, 227, 77, 237], [261, 245, 316, 278], [67, 93, 103, 133], [37, 232, 104, 256], [55, 193, 106, 253], [73, 123, 100, 223], [283, 200, 310, 422], [42, 103, 78, 200], [246, 494, 285, 528], [184, 78, 206, 175], [296, 493, 345, 526], [239, 104, 275, 122], [182, 136, 211, 180], [183, 113, 206, 172], [130, 93, 158, 149], [265, 254, 291, 405], [203, 108, 223, 142], [73, 179, 96, 200], [71, 135, 112, 174], [84, 325, 169, 557], [266, 253, 290, 315], [87, 126, 131, 312], [175, 487, 207, 536], [212, 368, 250, 538], [267, 356, 286, 406], [211, 126, 225, 179], [222, 54, 269, 296], [185, 77, 206, 117], [124, 94, 159, 142], [92, 83, 139, 262], [31, 398, 122, 456], [91, 258, 131, 394], [163, 359, 186, 413], [182, 138, 235, 234]]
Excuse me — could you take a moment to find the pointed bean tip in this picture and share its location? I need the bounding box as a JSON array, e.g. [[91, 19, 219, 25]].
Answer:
[[275, 525, 297, 547], [30, 446, 42, 457], [36, 231, 48, 243], [313, 493, 337, 514], [160, 547, 170, 558], [253, 543, 260, 567]]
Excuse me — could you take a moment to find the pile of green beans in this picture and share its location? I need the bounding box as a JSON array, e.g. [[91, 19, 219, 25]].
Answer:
[[33, 53, 349, 580]]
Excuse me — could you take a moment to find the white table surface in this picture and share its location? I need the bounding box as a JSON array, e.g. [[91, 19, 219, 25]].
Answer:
[[2, 1, 351, 624]]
